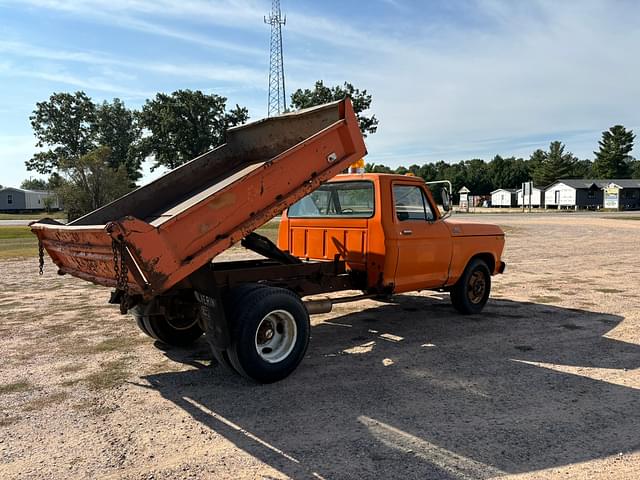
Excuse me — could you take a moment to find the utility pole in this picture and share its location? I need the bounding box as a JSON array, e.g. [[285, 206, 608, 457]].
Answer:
[[265, 0, 286, 116]]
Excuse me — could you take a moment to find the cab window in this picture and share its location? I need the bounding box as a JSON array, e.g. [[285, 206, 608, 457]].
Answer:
[[393, 185, 434, 221], [288, 181, 374, 218]]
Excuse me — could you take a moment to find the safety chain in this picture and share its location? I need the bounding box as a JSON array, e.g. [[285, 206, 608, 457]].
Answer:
[[38, 239, 45, 276], [111, 237, 129, 294]]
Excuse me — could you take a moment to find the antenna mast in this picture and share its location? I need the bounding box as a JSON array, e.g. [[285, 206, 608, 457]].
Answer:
[[265, 0, 286, 116]]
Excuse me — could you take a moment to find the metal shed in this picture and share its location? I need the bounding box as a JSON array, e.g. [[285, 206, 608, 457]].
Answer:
[[0, 187, 60, 212], [490, 188, 517, 207]]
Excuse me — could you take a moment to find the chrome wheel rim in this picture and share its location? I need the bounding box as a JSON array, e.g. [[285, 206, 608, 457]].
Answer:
[[467, 270, 487, 304], [254, 310, 297, 363]]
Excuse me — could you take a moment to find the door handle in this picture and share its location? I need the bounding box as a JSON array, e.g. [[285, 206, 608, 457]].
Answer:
[[401, 229, 413, 235]]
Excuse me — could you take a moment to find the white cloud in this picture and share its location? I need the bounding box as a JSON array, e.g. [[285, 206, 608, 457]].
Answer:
[[0, 40, 265, 86], [356, 0, 640, 165]]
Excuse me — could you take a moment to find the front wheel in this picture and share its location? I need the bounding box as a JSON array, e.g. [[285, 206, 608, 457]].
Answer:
[[225, 285, 310, 383], [450, 258, 492, 315]]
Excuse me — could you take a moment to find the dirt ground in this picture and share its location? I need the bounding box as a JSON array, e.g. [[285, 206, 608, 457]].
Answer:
[[1, 214, 639, 479]]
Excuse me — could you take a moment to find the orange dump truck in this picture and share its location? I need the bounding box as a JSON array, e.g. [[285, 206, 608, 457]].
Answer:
[[31, 99, 505, 383]]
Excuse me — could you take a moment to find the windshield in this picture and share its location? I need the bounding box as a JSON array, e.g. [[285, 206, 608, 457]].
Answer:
[[287, 181, 374, 218]]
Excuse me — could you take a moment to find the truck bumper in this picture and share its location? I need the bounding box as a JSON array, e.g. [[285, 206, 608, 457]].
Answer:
[[498, 261, 506, 274]]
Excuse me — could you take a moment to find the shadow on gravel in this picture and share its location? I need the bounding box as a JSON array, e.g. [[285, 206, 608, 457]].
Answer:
[[143, 296, 640, 479]]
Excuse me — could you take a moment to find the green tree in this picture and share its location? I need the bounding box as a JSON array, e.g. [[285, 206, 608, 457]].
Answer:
[[592, 125, 635, 178], [21, 178, 48, 190], [464, 159, 492, 193], [26, 92, 142, 183], [528, 149, 546, 175], [290, 81, 378, 136], [630, 158, 640, 179], [27, 91, 96, 174], [364, 163, 393, 173], [56, 147, 132, 221], [532, 141, 576, 186], [571, 159, 593, 178], [138, 89, 248, 171], [95, 98, 143, 182]]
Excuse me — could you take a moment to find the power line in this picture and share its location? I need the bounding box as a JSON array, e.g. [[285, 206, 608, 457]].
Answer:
[[264, 0, 286, 116]]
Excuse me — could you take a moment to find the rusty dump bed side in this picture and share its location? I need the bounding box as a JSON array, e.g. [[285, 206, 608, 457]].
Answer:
[[31, 99, 367, 298]]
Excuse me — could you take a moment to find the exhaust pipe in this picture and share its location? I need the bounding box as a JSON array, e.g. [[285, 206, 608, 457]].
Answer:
[[304, 299, 333, 315], [303, 293, 379, 315]]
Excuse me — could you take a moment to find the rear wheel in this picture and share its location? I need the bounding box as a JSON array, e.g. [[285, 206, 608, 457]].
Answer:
[[450, 258, 492, 315], [225, 285, 310, 383], [131, 295, 204, 347]]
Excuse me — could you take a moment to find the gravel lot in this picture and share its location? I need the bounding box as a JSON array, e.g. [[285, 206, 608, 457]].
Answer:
[[0, 214, 639, 479]]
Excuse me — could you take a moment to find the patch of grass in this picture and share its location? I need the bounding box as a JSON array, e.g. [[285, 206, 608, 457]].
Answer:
[[83, 358, 132, 390], [72, 398, 116, 416], [60, 378, 83, 387], [0, 212, 66, 221], [595, 288, 624, 294], [0, 226, 35, 240], [0, 416, 21, 427], [22, 391, 69, 412], [92, 336, 147, 353], [57, 363, 86, 374], [57, 335, 146, 357], [254, 223, 279, 242], [44, 323, 75, 336], [0, 226, 39, 258], [530, 295, 562, 304], [0, 380, 33, 395]]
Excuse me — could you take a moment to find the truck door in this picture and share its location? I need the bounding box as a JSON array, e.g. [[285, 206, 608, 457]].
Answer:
[[391, 183, 452, 291]]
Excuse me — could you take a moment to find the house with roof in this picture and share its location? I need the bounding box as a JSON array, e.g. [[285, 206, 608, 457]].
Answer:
[[544, 179, 640, 210], [0, 187, 60, 212], [490, 188, 517, 207]]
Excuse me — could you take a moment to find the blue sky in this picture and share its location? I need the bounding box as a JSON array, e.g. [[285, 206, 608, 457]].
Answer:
[[1, 0, 639, 187]]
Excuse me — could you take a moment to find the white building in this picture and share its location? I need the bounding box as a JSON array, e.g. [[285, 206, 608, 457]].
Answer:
[[516, 186, 544, 207], [490, 188, 517, 207], [0, 187, 60, 212], [544, 179, 640, 210], [544, 180, 602, 209]]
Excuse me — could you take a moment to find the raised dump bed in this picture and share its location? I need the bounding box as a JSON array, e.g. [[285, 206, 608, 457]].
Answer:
[[31, 99, 367, 299]]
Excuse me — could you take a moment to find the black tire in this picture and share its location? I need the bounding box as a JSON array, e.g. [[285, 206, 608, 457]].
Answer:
[[134, 315, 152, 337], [131, 296, 204, 347], [142, 314, 203, 347], [210, 347, 236, 372], [225, 285, 310, 383], [450, 258, 492, 315], [207, 283, 265, 373]]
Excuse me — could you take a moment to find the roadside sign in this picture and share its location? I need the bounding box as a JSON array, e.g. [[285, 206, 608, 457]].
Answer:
[[604, 184, 620, 209]]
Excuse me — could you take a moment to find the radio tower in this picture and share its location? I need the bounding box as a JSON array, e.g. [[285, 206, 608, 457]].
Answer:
[[265, 0, 286, 116]]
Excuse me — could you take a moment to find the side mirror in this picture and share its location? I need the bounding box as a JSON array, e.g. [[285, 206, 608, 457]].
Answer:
[[441, 187, 451, 212]]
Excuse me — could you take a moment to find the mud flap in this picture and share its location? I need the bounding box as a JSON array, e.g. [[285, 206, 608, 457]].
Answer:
[[190, 265, 231, 350]]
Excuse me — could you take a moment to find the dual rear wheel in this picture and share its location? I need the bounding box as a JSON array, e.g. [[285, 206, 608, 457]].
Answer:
[[132, 285, 310, 384], [213, 285, 310, 383]]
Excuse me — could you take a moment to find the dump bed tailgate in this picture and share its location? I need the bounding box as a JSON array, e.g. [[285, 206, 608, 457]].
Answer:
[[31, 99, 366, 298]]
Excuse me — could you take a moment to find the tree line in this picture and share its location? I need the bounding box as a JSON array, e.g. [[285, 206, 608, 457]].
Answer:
[[367, 126, 637, 199]]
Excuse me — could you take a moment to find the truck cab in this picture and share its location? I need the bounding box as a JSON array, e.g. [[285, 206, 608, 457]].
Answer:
[[279, 173, 506, 313]]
